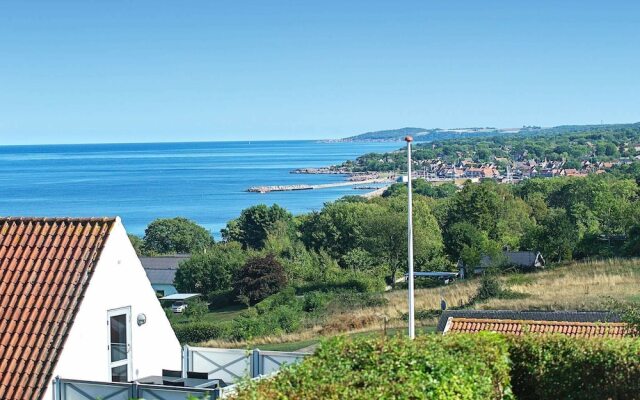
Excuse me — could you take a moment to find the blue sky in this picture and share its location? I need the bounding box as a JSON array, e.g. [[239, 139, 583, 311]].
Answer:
[[0, 1, 639, 145]]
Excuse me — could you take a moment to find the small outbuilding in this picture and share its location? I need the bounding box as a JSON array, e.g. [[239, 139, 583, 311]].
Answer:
[[458, 250, 545, 275], [139, 254, 190, 296]]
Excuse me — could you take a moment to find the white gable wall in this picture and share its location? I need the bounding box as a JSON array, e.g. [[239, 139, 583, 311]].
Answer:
[[43, 218, 182, 399]]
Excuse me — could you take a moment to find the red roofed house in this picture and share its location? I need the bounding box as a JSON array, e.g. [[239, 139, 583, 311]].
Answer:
[[443, 317, 629, 338], [0, 217, 181, 400]]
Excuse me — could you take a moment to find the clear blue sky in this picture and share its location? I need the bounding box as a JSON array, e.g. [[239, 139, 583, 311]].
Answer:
[[1, 1, 639, 145]]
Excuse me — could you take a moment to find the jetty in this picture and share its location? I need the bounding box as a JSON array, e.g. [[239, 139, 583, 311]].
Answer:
[[247, 178, 393, 193]]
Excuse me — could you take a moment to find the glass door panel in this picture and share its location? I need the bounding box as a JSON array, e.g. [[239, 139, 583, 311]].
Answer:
[[110, 314, 128, 362], [107, 307, 131, 382]]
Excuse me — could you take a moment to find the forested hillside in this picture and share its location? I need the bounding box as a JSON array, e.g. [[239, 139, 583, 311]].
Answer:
[[341, 123, 640, 172]]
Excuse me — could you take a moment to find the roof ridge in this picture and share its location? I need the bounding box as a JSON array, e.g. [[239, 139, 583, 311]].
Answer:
[[451, 317, 628, 327], [0, 217, 117, 222]]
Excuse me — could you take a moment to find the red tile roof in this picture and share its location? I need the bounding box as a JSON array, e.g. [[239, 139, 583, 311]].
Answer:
[[0, 217, 115, 400], [443, 317, 630, 338]]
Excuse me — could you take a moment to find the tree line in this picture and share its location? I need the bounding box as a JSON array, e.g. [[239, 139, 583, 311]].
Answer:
[[130, 173, 640, 308]]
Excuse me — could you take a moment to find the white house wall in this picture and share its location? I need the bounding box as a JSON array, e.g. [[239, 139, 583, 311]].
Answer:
[[44, 218, 181, 399]]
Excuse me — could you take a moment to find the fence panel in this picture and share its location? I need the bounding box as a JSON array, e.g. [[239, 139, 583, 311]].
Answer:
[[138, 385, 216, 400], [256, 350, 309, 376], [57, 379, 131, 400], [187, 347, 252, 383], [55, 378, 219, 400]]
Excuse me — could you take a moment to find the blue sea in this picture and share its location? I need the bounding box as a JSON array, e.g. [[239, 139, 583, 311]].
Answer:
[[0, 140, 401, 237]]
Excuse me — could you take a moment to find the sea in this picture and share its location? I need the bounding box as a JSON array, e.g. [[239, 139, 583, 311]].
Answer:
[[0, 140, 402, 237]]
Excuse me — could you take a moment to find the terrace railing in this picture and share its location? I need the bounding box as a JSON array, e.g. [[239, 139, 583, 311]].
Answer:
[[183, 345, 310, 382], [53, 378, 218, 400], [53, 346, 310, 400]]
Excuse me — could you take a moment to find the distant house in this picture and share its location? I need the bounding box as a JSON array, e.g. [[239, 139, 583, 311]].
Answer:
[[464, 167, 484, 178], [443, 318, 629, 338], [438, 310, 628, 338], [140, 254, 190, 297], [437, 310, 625, 338], [458, 251, 545, 275], [0, 217, 181, 400]]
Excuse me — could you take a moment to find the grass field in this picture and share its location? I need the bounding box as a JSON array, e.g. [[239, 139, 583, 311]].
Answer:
[[195, 258, 640, 350]]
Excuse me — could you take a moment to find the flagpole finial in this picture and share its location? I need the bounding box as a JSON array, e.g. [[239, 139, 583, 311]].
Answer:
[[404, 136, 413, 143]]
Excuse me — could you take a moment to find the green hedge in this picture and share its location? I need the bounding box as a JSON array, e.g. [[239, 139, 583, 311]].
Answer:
[[508, 334, 640, 400], [172, 321, 231, 344], [232, 333, 512, 400], [231, 334, 640, 400]]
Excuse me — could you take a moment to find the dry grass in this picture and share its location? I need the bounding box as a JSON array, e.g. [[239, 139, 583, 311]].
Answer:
[[479, 258, 640, 310], [199, 258, 640, 348]]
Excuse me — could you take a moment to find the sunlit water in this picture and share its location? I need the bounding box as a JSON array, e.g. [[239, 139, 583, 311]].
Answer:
[[0, 140, 401, 237]]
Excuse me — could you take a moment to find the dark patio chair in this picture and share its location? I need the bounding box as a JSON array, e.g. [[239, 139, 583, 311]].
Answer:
[[186, 371, 209, 379], [162, 369, 183, 378], [163, 379, 185, 387]]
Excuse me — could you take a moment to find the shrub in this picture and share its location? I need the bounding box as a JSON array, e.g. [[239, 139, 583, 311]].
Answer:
[[173, 321, 231, 344], [233, 254, 287, 305], [476, 271, 502, 301], [329, 291, 388, 309], [298, 271, 385, 294], [303, 291, 330, 312], [231, 333, 512, 399], [508, 334, 640, 400], [183, 299, 208, 319], [207, 289, 236, 309], [254, 287, 298, 314], [266, 305, 303, 333]]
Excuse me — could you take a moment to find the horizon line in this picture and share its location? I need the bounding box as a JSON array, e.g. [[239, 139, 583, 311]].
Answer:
[[2, 120, 638, 147]]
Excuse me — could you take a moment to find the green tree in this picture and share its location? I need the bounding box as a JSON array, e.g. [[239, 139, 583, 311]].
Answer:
[[534, 208, 579, 262], [142, 217, 213, 255], [364, 196, 445, 286], [222, 204, 293, 249], [174, 242, 247, 294], [128, 234, 144, 256], [299, 200, 379, 262]]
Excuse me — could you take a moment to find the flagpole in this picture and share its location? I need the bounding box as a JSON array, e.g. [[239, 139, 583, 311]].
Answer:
[[405, 135, 415, 339]]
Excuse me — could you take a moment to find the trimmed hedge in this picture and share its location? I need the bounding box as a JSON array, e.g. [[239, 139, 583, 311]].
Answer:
[[231, 334, 640, 400], [509, 334, 640, 400], [172, 321, 231, 344], [232, 333, 512, 400]]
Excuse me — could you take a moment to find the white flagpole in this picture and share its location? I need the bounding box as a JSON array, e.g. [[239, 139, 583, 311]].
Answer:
[[405, 135, 415, 339]]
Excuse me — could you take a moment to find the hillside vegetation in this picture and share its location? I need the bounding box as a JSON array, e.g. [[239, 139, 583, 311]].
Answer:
[[196, 258, 640, 349]]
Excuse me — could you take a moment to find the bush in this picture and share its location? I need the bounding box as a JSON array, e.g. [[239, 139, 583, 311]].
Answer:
[[232, 333, 512, 399], [476, 271, 502, 301], [303, 291, 330, 312], [182, 299, 208, 319], [228, 296, 304, 341], [254, 287, 298, 314], [231, 333, 640, 400], [173, 321, 231, 344], [298, 271, 385, 294], [233, 254, 287, 305], [508, 335, 640, 400], [207, 289, 236, 309]]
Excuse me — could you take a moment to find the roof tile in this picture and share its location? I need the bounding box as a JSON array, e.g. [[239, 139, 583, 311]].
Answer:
[[444, 317, 630, 338], [0, 217, 115, 400]]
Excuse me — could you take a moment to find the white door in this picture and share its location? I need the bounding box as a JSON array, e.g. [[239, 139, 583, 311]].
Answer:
[[107, 307, 132, 382]]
